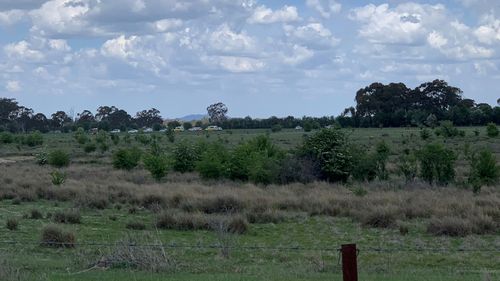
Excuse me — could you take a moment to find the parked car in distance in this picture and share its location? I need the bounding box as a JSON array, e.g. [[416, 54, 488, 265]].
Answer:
[[128, 129, 139, 134], [159, 128, 168, 132], [173, 126, 185, 132], [143, 128, 153, 133], [188, 127, 203, 132], [205, 125, 222, 131], [110, 129, 121, 134]]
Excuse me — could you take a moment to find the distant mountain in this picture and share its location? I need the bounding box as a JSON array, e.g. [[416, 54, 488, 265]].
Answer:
[[177, 114, 207, 121]]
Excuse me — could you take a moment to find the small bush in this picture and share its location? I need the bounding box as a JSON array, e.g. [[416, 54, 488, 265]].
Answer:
[[83, 142, 97, 153], [6, 218, 18, 231], [35, 149, 48, 165], [30, 209, 44, 219], [155, 212, 210, 231], [435, 121, 459, 138], [351, 147, 377, 182], [246, 209, 286, 224], [50, 170, 66, 186], [48, 150, 70, 168], [468, 149, 499, 193], [126, 221, 146, 230], [427, 217, 471, 237], [359, 207, 398, 228], [172, 141, 199, 173], [301, 129, 352, 182], [486, 122, 499, 137], [144, 154, 169, 181], [271, 124, 282, 132], [23, 131, 44, 147], [397, 149, 418, 182], [277, 155, 319, 184], [74, 128, 88, 144], [52, 209, 81, 224], [227, 215, 249, 234], [418, 143, 456, 185], [0, 132, 14, 143], [420, 128, 431, 140], [40, 225, 76, 248], [196, 143, 229, 180], [112, 147, 142, 170]]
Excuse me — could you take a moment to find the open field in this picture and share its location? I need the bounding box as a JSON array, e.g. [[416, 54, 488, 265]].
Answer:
[[0, 128, 499, 281]]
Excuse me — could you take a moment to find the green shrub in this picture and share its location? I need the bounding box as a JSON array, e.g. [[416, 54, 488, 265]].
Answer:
[[351, 146, 377, 182], [35, 148, 48, 165], [417, 143, 456, 185], [111, 134, 120, 145], [50, 170, 66, 186], [166, 128, 175, 143], [277, 155, 319, 184], [196, 143, 229, 180], [48, 150, 70, 168], [30, 209, 43, 219], [435, 121, 459, 138], [468, 149, 499, 193], [228, 136, 282, 184], [40, 225, 76, 248], [397, 149, 418, 182], [74, 128, 88, 144], [83, 142, 97, 153], [420, 128, 431, 140], [6, 218, 18, 231], [302, 129, 352, 182], [52, 209, 81, 224], [95, 130, 108, 144], [0, 132, 14, 144], [172, 141, 199, 173], [144, 154, 169, 181], [112, 147, 142, 170], [23, 131, 44, 147], [271, 124, 282, 132], [486, 122, 499, 137], [374, 141, 390, 180]]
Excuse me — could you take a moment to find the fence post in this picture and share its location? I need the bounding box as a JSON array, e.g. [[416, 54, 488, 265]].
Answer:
[[341, 244, 358, 281]]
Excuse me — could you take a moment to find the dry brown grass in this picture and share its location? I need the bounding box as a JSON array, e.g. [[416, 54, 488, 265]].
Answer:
[[1, 162, 499, 236]]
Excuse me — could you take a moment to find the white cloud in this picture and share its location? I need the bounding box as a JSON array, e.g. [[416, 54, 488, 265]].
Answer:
[[4, 40, 45, 61], [284, 22, 339, 49], [49, 39, 71, 51], [203, 56, 265, 73], [349, 3, 445, 45], [0, 9, 25, 25], [152, 18, 183, 33], [247, 5, 299, 24], [282, 45, 314, 65], [427, 31, 448, 48], [6, 80, 21, 92], [474, 15, 500, 44], [306, 0, 341, 18], [209, 24, 256, 54]]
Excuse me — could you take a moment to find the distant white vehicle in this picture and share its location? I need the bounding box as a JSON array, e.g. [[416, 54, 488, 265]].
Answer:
[[188, 127, 203, 132], [174, 126, 185, 132], [295, 126, 303, 130], [143, 128, 153, 133], [110, 129, 121, 134], [128, 129, 139, 134], [159, 128, 168, 132], [205, 125, 222, 131]]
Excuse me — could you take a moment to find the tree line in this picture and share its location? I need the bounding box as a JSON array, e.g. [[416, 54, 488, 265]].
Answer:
[[1, 79, 498, 133]]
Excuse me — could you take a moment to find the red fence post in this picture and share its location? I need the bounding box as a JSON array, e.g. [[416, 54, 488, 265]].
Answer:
[[341, 244, 358, 281]]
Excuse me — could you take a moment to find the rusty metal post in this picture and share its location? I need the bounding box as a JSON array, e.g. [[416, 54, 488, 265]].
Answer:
[[341, 244, 358, 281]]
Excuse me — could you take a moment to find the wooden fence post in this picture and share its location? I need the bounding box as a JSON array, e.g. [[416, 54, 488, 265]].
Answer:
[[341, 244, 358, 281]]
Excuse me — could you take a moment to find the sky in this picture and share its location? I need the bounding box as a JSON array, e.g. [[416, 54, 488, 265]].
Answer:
[[0, 0, 500, 119]]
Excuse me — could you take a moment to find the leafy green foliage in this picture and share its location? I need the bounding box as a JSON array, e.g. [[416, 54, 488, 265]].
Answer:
[[83, 142, 97, 153], [468, 149, 499, 193], [351, 146, 377, 182], [302, 129, 352, 182], [397, 149, 418, 182], [50, 170, 66, 186], [196, 142, 229, 180], [0, 132, 14, 143], [172, 141, 199, 173], [112, 147, 142, 170], [35, 148, 48, 165], [74, 128, 88, 144], [486, 122, 499, 137], [48, 150, 70, 168], [23, 131, 44, 147], [420, 128, 431, 140], [417, 143, 456, 185], [144, 154, 169, 181], [435, 121, 459, 138], [374, 141, 390, 180]]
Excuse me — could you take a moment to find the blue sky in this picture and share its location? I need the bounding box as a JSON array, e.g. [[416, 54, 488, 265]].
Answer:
[[1, 0, 499, 118]]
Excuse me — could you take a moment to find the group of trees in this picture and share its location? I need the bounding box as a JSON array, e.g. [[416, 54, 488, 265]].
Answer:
[[0, 99, 165, 133], [1, 79, 499, 134], [343, 80, 500, 128]]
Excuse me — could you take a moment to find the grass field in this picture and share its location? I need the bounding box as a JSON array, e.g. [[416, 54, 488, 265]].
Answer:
[[0, 127, 499, 281]]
